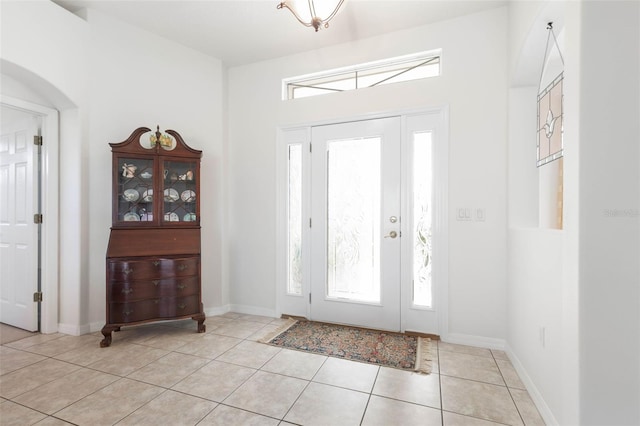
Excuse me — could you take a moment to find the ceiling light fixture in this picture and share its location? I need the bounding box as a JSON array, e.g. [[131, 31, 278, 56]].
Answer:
[[277, 0, 346, 32]]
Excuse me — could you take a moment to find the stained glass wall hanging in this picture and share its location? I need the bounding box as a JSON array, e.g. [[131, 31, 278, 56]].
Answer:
[[537, 22, 564, 167], [537, 72, 564, 166]]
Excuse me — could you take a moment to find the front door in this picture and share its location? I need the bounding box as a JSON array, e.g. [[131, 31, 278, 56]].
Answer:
[[310, 117, 402, 331], [279, 110, 446, 334], [0, 107, 40, 331]]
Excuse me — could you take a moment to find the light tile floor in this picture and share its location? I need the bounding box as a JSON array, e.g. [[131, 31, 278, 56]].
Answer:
[[0, 313, 545, 425]]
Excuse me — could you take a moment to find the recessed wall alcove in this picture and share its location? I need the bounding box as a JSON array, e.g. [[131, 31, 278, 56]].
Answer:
[[509, 12, 565, 230]]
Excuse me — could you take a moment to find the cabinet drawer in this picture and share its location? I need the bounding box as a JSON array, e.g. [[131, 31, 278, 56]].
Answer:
[[108, 276, 199, 302], [109, 295, 200, 324], [108, 257, 199, 281]]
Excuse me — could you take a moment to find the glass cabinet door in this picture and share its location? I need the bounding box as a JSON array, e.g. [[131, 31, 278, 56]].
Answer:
[[162, 160, 198, 223], [116, 157, 155, 223]]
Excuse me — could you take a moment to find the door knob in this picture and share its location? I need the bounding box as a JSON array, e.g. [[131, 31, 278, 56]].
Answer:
[[384, 231, 398, 239]]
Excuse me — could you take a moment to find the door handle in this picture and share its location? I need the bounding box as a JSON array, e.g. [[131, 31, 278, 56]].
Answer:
[[384, 231, 398, 239]]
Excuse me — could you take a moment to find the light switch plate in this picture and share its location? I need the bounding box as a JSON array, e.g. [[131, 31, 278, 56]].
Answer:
[[457, 208, 472, 221]]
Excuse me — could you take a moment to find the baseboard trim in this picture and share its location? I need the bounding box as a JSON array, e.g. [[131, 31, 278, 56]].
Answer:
[[504, 343, 559, 426], [89, 321, 104, 334], [58, 322, 91, 336], [441, 333, 557, 424], [441, 332, 506, 350], [228, 304, 277, 319], [205, 305, 230, 317], [61, 305, 271, 336]]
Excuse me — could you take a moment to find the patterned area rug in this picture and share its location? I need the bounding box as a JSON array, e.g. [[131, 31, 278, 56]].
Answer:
[[260, 319, 432, 374]]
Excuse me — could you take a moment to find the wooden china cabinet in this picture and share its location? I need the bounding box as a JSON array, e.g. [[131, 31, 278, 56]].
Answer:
[[100, 126, 205, 347]]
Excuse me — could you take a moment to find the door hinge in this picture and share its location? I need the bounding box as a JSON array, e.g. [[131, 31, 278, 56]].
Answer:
[[309, 218, 312, 228], [33, 214, 43, 224], [309, 143, 312, 153], [309, 293, 311, 303], [33, 292, 43, 302], [33, 135, 43, 146]]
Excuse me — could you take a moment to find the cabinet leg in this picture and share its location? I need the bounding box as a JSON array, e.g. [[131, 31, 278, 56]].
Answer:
[[192, 314, 206, 333], [100, 325, 119, 347]]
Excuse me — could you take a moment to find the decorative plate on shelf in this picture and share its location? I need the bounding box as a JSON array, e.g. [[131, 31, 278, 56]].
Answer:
[[123, 212, 140, 221], [163, 188, 179, 202], [181, 190, 196, 202], [183, 213, 197, 222], [164, 212, 179, 222], [123, 189, 140, 202], [142, 189, 153, 202], [139, 129, 176, 151]]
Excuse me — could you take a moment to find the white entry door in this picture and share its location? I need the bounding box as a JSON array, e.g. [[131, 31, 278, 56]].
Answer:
[[279, 110, 446, 335], [310, 117, 402, 331], [0, 108, 40, 331]]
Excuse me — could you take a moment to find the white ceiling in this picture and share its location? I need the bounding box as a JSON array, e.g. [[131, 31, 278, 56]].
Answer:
[[52, 0, 506, 67]]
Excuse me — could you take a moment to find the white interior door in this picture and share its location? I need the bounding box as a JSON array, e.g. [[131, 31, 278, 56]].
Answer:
[[310, 117, 401, 331], [0, 108, 40, 331]]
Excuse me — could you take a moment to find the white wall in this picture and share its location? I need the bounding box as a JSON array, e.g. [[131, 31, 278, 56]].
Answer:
[[578, 2, 640, 424], [228, 7, 509, 341], [83, 9, 226, 330], [1, 0, 88, 334], [1, 1, 226, 334], [0, 1, 87, 108], [0, 74, 55, 108], [508, 1, 640, 424], [507, 229, 563, 417], [508, 86, 539, 229], [506, 2, 575, 424]]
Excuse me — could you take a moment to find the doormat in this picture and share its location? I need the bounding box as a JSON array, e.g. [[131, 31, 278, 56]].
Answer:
[[259, 319, 432, 374]]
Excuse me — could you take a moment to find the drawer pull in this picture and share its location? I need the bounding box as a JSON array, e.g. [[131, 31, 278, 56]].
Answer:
[[153, 261, 160, 267], [121, 288, 134, 295], [178, 264, 188, 271], [178, 303, 186, 310], [152, 280, 160, 286], [154, 300, 159, 304], [123, 309, 134, 316], [177, 283, 187, 290], [123, 268, 134, 275]]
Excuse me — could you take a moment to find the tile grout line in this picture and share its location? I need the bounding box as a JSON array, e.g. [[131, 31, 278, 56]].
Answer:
[[241, 326, 304, 423], [492, 349, 527, 426], [437, 342, 445, 425], [2, 316, 542, 425], [358, 366, 382, 425]]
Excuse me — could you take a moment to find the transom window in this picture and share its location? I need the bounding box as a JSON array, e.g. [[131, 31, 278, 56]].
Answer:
[[283, 51, 441, 100]]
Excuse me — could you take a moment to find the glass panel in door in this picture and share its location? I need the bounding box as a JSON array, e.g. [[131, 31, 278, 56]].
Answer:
[[162, 160, 197, 223], [287, 144, 303, 295], [412, 132, 433, 307], [326, 137, 381, 303], [311, 117, 401, 332], [401, 113, 442, 334], [117, 157, 154, 223]]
